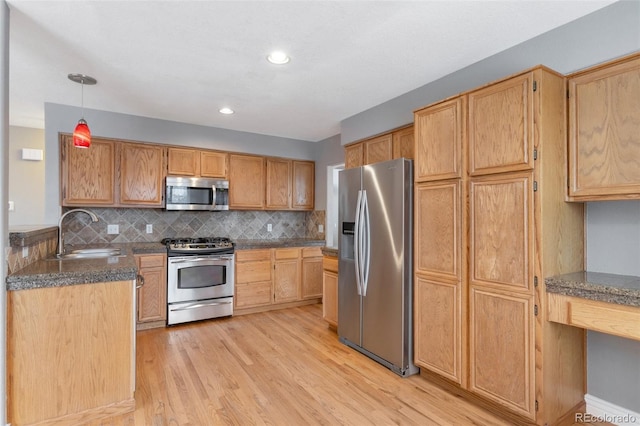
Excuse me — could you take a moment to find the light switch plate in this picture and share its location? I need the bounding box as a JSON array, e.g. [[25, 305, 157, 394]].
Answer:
[[146, 224, 153, 234], [318, 224, 324, 233], [267, 223, 272, 232], [107, 224, 119, 234]]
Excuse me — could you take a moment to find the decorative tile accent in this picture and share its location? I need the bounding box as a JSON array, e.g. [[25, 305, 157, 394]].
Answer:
[[62, 208, 327, 244]]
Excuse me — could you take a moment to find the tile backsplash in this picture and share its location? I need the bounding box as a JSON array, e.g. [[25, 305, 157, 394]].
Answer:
[[62, 208, 326, 245]]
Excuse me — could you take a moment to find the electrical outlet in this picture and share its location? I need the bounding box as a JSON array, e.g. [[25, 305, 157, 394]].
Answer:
[[267, 223, 273, 232], [146, 224, 153, 234], [8, 201, 14, 211], [107, 224, 119, 234], [22, 247, 29, 258], [318, 224, 324, 233]]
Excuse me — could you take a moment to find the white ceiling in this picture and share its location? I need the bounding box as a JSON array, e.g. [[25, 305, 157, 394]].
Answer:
[[7, 0, 617, 142]]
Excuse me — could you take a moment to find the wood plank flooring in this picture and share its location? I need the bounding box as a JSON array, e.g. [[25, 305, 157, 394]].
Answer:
[[93, 304, 599, 426]]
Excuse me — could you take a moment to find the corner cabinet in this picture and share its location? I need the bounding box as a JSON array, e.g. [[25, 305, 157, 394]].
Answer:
[[414, 66, 586, 425], [60, 135, 166, 208], [567, 52, 640, 201]]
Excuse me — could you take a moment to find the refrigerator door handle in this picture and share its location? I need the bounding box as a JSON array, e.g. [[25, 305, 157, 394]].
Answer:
[[354, 189, 363, 296], [361, 190, 371, 296]]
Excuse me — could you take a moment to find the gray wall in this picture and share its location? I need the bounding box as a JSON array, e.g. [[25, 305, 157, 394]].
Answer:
[[43, 103, 319, 224], [1, 1, 9, 423], [338, 0, 640, 414], [310, 133, 343, 211], [8, 126, 45, 226]]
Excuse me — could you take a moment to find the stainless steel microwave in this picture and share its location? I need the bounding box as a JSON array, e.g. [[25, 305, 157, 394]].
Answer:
[[165, 177, 229, 211]]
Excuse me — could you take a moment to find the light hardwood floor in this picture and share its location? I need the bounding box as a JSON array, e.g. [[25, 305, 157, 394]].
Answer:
[[95, 304, 601, 426]]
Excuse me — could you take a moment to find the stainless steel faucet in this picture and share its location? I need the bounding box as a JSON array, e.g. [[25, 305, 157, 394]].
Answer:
[[57, 208, 99, 256]]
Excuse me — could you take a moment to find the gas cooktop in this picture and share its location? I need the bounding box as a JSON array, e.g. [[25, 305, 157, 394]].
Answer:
[[161, 237, 235, 256]]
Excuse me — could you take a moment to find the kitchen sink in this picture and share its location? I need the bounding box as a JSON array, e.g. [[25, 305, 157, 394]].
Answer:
[[50, 248, 124, 260]]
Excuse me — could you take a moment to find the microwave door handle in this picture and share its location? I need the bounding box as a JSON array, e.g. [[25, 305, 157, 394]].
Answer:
[[211, 185, 217, 209]]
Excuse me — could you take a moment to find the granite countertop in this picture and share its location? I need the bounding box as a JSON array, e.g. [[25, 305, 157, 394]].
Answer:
[[321, 247, 338, 257], [234, 238, 325, 250], [546, 271, 640, 307]]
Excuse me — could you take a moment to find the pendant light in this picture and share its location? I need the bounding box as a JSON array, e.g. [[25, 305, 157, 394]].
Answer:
[[68, 74, 97, 148]]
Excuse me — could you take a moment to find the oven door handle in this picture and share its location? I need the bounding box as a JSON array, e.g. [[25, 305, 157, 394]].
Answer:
[[170, 300, 233, 312], [170, 256, 233, 263]]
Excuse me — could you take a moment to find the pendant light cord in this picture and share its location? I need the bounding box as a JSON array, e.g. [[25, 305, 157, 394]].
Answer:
[[80, 80, 85, 119]]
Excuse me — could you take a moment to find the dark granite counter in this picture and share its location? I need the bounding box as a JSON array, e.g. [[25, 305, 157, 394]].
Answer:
[[322, 247, 338, 257], [546, 271, 640, 307], [235, 238, 325, 250], [8, 225, 58, 247]]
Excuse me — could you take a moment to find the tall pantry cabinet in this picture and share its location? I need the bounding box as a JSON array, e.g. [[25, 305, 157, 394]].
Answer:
[[413, 66, 586, 425]]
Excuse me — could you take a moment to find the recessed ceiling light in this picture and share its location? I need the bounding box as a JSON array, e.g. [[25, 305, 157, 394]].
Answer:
[[267, 51, 290, 65], [219, 107, 234, 115]]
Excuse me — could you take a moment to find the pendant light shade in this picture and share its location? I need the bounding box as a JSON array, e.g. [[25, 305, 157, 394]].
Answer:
[[68, 74, 97, 148], [73, 118, 91, 148]]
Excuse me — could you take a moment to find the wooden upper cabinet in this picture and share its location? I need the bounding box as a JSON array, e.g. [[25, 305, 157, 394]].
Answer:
[[363, 134, 393, 165], [120, 143, 165, 206], [415, 97, 465, 182], [568, 52, 640, 200], [468, 73, 534, 176], [229, 154, 265, 209], [167, 147, 199, 176], [292, 160, 314, 210], [61, 135, 116, 206], [200, 151, 227, 178], [344, 143, 363, 169], [392, 126, 414, 160], [266, 158, 292, 209], [167, 147, 227, 178]]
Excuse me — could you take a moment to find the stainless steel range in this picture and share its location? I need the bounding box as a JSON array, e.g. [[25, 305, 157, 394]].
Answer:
[[162, 237, 235, 325]]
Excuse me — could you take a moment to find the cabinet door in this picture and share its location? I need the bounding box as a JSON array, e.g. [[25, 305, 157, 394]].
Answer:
[[136, 254, 167, 324], [120, 143, 165, 206], [274, 248, 300, 303], [61, 135, 115, 205], [323, 269, 338, 327], [363, 134, 393, 165], [468, 73, 534, 175], [414, 97, 464, 181], [200, 151, 228, 178], [292, 160, 315, 210], [415, 277, 462, 384], [229, 154, 265, 209], [469, 288, 535, 419], [167, 147, 199, 176], [568, 54, 640, 199], [344, 143, 363, 169], [301, 251, 323, 299], [266, 158, 291, 209], [469, 173, 533, 293], [415, 180, 462, 282], [392, 126, 414, 160]]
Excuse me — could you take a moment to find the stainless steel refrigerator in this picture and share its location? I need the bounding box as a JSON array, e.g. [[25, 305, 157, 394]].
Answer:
[[338, 157, 419, 377]]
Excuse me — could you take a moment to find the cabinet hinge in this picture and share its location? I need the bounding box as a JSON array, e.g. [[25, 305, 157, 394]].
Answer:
[[533, 181, 538, 192], [534, 276, 538, 287], [533, 149, 538, 161], [533, 81, 537, 92], [535, 400, 539, 412], [534, 305, 539, 316]]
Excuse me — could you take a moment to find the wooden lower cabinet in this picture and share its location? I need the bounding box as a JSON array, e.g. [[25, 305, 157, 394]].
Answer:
[[135, 253, 167, 330], [322, 254, 338, 328], [235, 246, 322, 314], [7, 281, 136, 425]]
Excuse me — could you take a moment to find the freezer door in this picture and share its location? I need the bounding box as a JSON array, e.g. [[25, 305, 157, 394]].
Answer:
[[361, 159, 413, 369], [338, 167, 362, 346]]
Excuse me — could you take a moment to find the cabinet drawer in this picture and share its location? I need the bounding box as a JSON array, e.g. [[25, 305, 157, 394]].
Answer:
[[236, 261, 271, 283], [236, 249, 271, 263], [275, 248, 300, 260], [322, 256, 338, 273], [302, 247, 322, 258], [137, 254, 165, 269], [548, 293, 640, 341]]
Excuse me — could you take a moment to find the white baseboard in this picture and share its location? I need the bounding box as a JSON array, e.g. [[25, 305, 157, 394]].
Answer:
[[583, 394, 640, 425]]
